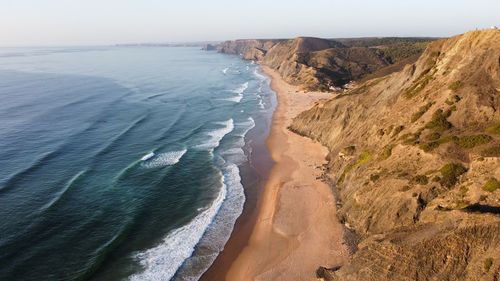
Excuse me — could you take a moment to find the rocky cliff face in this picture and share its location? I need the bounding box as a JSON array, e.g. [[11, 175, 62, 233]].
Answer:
[[290, 30, 500, 280], [216, 37, 397, 91]]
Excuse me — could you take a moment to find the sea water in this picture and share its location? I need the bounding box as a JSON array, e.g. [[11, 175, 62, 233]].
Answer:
[[0, 46, 275, 280]]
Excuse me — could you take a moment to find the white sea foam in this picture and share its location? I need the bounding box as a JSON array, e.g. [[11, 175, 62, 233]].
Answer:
[[173, 162, 245, 280], [140, 152, 155, 161], [221, 95, 242, 103], [141, 149, 187, 169], [194, 119, 234, 150], [232, 82, 248, 95], [222, 67, 229, 74], [128, 169, 227, 281], [258, 98, 265, 109], [253, 68, 267, 81], [236, 117, 256, 137]]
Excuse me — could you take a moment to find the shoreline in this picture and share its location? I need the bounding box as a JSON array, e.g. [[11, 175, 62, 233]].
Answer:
[[204, 66, 349, 280], [199, 66, 276, 281]]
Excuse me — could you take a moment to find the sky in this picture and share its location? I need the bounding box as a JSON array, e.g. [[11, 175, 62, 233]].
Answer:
[[0, 0, 499, 46]]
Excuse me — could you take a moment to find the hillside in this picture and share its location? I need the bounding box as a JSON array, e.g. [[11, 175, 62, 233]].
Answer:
[[214, 37, 435, 91], [290, 30, 500, 280]]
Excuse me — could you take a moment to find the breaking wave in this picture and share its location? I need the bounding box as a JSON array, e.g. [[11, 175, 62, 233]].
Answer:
[[141, 149, 187, 169], [128, 169, 227, 281], [232, 82, 248, 95], [194, 119, 234, 150]]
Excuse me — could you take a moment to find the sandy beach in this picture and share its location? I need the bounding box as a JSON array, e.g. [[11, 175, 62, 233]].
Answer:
[[221, 66, 348, 280]]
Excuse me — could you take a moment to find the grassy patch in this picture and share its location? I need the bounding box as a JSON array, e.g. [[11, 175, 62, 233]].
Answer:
[[400, 185, 412, 192], [481, 145, 500, 157], [419, 135, 458, 152], [401, 130, 422, 145], [420, 141, 440, 152], [425, 109, 452, 132], [357, 151, 372, 165], [484, 258, 493, 272], [456, 134, 493, 149], [426, 132, 441, 141], [411, 102, 433, 123], [482, 178, 500, 192], [413, 175, 429, 185], [485, 122, 500, 135], [448, 81, 462, 91], [403, 71, 433, 99], [439, 163, 467, 188], [379, 145, 394, 160], [445, 94, 461, 105], [370, 174, 380, 182], [337, 150, 372, 185]]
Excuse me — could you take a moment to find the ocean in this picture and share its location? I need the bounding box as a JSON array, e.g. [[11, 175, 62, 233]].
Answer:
[[0, 46, 275, 280]]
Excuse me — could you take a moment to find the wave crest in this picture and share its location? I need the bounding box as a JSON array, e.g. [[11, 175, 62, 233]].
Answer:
[[141, 149, 187, 169]]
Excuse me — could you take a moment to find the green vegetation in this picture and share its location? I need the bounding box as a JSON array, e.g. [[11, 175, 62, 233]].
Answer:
[[400, 185, 412, 192], [420, 141, 439, 152], [377, 42, 430, 63], [445, 94, 461, 105], [379, 145, 394, 160], [484, 258, 493, 272], [482, 178, 500, 192], [432, 176, 441, 182], [411, 102, 433, 122], [419, 135, 458, 152], [448, 81, 462, 91], [481, 145, 500, 157], [401, 131, 421, 145], [439, 163, 467, 188], [338, 38, 434, 63], [426, 132, 441, 141], [370, 174, 380, 182], [456, 134, 493, 149], [403, 69, 434, 99], [425, 109, 452, 132], [413, 175, 429, 185], [337, 151, 372, 185], [357, 151, 372, 165], [485, 122, 500, 135]]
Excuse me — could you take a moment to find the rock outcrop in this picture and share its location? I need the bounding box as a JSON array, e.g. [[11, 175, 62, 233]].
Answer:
[[290, 30, 500, 280]]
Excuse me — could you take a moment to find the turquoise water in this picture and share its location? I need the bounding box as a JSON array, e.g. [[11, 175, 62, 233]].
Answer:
[[0, 47, 275, 280]]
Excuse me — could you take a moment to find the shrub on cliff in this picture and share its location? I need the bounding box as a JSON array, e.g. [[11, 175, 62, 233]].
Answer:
[[448, 81, 463, 91], [413, 175, 429, 185], [482, 178, 499, 192], [425, 109, 452, 132], [481, 145, 500, 157], [456, 134, 493, 149], [439, 163, 467, 187], [411, 102, 433, 123], [485, 122, 500, 135]]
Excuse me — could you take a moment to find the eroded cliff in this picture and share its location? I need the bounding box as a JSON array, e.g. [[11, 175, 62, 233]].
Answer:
[[290, 30, 500, 280], [215, 37, 430, 91]]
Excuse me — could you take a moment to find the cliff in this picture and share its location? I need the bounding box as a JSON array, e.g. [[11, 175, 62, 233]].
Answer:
[[215, 37, 431, 91], [290, 30, 500, 280]]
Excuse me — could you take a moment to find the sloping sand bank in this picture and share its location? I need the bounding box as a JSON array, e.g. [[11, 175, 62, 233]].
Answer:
[[225, 66, 348, 280]]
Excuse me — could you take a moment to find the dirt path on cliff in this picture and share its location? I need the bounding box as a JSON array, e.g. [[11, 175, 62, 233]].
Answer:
[[225, 66, 349, 281]]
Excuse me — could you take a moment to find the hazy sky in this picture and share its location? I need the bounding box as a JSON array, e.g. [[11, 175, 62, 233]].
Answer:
[[1, 0, 499, 46]]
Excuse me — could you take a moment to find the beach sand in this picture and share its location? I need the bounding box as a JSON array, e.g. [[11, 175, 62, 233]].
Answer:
[[222, 66, 349, 280]]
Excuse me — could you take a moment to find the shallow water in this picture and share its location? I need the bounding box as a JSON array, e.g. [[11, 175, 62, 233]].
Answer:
[[0, 46, 275, 280]]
